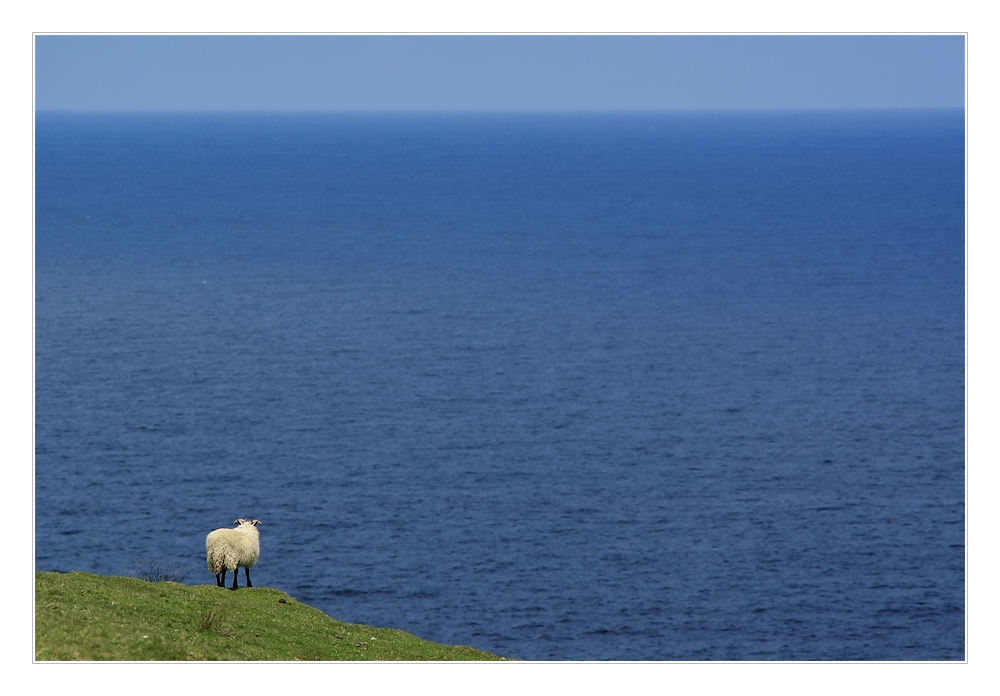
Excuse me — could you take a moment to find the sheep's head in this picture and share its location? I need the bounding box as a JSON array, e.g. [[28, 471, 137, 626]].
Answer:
[[233, 519, 262, 527]]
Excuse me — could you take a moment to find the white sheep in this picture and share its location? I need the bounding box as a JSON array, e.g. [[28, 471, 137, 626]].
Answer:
[[206, 518, 262, 589]]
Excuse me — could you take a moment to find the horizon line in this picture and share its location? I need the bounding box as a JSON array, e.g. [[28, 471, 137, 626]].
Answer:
[[35, 106, 966, 114]]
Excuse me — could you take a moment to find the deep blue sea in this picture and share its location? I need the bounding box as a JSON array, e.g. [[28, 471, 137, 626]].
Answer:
[[35, 111, 965, 661]]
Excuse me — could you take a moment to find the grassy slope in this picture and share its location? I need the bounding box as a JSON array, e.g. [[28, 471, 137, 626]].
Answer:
[[35, 571, 506, 661]]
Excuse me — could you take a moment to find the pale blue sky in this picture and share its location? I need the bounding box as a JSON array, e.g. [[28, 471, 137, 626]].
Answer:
[[35, 35, 965, 111]]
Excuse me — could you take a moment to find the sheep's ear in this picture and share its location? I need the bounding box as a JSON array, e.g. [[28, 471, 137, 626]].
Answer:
[[252, 519, 262, 526], [233, 519, 242, 525]]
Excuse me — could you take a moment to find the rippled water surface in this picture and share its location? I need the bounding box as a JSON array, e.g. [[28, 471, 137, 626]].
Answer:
[[35, 111, 965, 660]]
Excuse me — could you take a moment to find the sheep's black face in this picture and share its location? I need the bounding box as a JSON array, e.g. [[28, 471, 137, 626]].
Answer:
[[232, 518, 261, 528]]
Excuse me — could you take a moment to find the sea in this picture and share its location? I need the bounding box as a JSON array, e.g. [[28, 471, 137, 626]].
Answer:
[[34, 110, 965, 661]]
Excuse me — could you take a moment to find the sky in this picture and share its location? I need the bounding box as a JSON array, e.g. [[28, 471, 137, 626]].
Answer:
[[34, 34, 965, 111]]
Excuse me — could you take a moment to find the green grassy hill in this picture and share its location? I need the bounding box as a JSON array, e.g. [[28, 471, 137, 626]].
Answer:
[[35, 571, 507, 661]]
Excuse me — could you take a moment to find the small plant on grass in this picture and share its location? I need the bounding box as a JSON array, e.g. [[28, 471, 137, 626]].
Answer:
[[196, 608, 228, 633], [129, 560, 189, 583]]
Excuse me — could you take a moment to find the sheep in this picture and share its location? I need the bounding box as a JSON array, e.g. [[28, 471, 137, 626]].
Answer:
[[206, 518, 262, 590]]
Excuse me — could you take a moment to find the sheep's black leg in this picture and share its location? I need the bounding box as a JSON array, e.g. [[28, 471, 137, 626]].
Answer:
[[219, 570, 226, 588], [244, 567, 252, 588], [231, 569, 239, 590], [216, 572, 223, 587]]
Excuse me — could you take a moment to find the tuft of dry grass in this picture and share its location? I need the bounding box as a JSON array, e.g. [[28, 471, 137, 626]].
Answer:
[[196, 608, 228, 633], [128, 560, 189, 583]]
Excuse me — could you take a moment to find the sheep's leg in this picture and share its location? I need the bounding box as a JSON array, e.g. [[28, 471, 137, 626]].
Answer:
[[231, 569, 239, 590], [216, 572, 223, 587], [219, 569, 226, 588], [244, 567, 252, 588]]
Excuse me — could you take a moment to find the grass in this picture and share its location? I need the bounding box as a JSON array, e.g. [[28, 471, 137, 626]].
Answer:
[[127, 560, 189, 583], [35, 571, 508, 661]]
